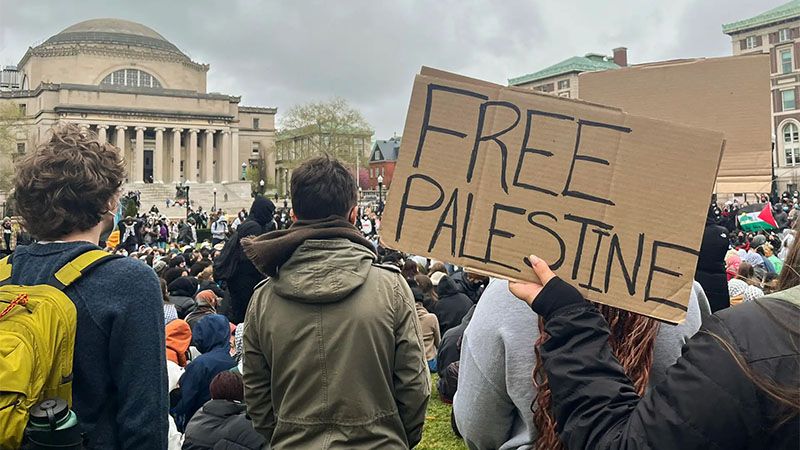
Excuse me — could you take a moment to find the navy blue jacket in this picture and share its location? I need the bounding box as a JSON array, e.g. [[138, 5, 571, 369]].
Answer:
[[10, 242, 168, 449], [175, 314, 236, 430]]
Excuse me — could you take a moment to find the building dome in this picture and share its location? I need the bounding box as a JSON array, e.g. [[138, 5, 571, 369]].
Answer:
[[40, 18, 187, 58]]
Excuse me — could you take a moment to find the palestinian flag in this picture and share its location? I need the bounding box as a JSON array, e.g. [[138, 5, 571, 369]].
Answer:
[[739, 204, 778, 232]]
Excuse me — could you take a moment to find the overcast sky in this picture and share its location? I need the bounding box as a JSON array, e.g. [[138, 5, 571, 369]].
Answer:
[[0, 0, 785, 138]]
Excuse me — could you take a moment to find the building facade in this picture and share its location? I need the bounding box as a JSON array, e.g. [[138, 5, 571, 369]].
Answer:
[[368, 136, 400, 190], [724, 1, 800, 192], [508, 48, 627, 96], [274, 124, 372, 194], [0, 19, 276, 195]]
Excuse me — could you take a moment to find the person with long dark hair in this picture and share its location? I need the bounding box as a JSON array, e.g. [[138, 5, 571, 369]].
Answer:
[[509, 251, 799, 449]]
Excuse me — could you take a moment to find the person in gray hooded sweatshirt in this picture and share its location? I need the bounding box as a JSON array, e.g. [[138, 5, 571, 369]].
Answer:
[[453, 278, 709, 450]]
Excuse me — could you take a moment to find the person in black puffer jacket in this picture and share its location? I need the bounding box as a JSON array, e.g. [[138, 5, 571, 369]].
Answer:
[[168, 276, 199, 319], [182, 371, 265, 450], [695, 203, 731, 312], [434, 275, 474, 336], [215, 196, 276, 324], [509, 253, 800, 450]]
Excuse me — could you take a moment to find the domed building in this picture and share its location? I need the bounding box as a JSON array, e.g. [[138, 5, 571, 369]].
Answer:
[[2, 18, 276, 197]]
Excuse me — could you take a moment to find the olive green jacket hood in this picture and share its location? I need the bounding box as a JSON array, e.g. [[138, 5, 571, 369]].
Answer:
[[271, 238, 375, 304]]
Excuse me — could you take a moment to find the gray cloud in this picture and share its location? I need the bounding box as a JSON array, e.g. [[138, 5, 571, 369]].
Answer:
[[0, 0, 787, 137]]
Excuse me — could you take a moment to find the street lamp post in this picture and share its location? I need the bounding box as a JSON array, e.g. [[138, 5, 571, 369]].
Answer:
[[377, 174, 384, 215], [213, 188, 217, 211], [259, 179, 265, 195], [241, 163, 247, 181]]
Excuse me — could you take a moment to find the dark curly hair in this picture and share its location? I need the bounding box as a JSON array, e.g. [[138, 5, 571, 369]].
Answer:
[[14, 123, 126, 240]]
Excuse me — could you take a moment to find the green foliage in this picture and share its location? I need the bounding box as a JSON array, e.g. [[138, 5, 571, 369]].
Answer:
[[278, 97, 373, 167], [245, 166, 274, 193], [418, 375, 467, 450]]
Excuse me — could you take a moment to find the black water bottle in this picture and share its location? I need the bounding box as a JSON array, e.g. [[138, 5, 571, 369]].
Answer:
[[24, 398, 84, 450]]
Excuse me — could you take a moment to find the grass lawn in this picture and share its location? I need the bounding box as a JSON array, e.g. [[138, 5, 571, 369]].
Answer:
[[417, 375, 467, 450]]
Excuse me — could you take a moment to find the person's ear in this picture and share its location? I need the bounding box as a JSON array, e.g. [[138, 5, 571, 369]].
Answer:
[[348, 206, 358, 225]]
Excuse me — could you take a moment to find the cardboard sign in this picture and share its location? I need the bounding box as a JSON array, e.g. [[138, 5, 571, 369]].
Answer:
[[579, 55, 771, 194], [381, 68, 725, 323]]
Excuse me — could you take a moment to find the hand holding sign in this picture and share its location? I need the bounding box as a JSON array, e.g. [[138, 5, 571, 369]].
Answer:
[[381, 68, 725, 323], [508, 255, 557, 306]]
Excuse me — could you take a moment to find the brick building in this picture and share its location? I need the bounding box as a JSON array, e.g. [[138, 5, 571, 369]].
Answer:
[[367, 136, 400, 190], [724, 1, 800, 192]]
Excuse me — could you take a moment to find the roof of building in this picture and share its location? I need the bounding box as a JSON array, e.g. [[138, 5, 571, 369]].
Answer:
[[722, 1, 800, 34], [370, 137, 401, 162], [508, 53, 620, 86], [39, 18, 189, 58]]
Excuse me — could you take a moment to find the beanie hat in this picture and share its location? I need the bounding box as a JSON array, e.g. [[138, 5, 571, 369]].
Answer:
[[751, 235, 767, 247], [153, 260, 167, 275], [209, 372, 244, 402], [430, 271, 446, 286]]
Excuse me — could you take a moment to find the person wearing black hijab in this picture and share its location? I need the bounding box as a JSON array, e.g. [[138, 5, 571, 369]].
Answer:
[[168, 276, 199, 319], [695, 203, 731, 313], [215, 196, 276, 323]]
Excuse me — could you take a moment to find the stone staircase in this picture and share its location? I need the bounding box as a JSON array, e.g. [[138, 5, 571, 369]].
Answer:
[[125, 181, 272, 219]]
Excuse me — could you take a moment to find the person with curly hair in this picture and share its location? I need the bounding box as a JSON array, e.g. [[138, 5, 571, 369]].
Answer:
[[9, 124, 168, 449]]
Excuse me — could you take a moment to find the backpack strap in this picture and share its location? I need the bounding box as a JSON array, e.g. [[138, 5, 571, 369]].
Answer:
[[0, 255, 11, 284], [50, 250, 123, 289]]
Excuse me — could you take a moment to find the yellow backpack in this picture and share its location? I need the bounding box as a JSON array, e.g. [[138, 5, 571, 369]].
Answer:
[[0, 249, 119, 449]]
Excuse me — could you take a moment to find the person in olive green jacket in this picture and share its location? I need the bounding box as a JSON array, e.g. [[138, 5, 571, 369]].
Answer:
[[241, 155, 430, 449]]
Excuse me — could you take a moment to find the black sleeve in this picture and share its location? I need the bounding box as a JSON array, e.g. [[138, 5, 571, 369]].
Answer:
[[532, 278, 759, 450]]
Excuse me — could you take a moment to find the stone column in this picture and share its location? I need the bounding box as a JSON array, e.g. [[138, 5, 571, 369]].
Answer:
[[114, 125, 127, 156], [231, 128, 240, 181], [79, 124, 89, 134], [154, 127, 165, 183], [134, 126, 146, 183], [221, 130, 231, 183], [187, 129, 199, 183], [97, 125, 108, 143], [204, 129, 215, 183], [172, 128, 183, 183]]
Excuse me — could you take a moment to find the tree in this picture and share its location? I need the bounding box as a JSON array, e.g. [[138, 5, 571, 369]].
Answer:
[[245, 166, 275, 195], [279, 97, 373, 169], [358, 167, 370, 189], [0, 101, 23, 194]]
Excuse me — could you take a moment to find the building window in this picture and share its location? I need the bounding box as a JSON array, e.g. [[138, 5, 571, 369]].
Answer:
[[782, 50, 793, 74], [745, 36, 758, 49], [100, 69, 162, 88], [783, 89, 796, 110], [558, 79, 570, 90], [16, 143, 25, 154], [18, 103, 26, 115], [370, 168, 374, 177], [251, 143, 259, 155], [253, 118, 260, 129], [780, 28, 792, 42], [784, 123, 800, 165]]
